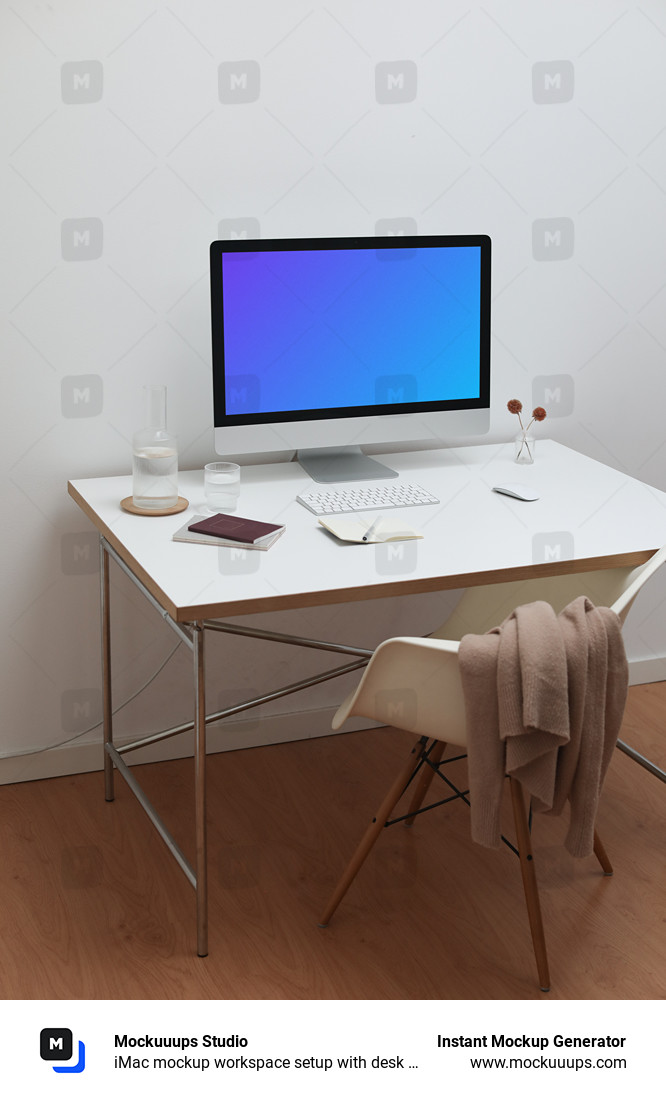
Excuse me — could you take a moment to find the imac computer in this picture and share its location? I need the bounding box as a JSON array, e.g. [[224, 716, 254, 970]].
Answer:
[[209, 234, 491, 483]]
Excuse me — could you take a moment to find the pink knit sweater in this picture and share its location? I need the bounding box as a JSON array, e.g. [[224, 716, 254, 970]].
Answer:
[[458, 597, 628, 857]]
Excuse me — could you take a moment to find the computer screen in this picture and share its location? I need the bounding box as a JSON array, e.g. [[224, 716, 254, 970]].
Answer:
[[210, 234, 491, 482]]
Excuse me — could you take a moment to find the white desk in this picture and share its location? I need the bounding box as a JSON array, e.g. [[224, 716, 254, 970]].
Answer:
[[68, 441, 666, 955]]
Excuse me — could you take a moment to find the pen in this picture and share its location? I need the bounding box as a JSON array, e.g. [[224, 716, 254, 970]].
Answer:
[[362, 515, 383, 542]]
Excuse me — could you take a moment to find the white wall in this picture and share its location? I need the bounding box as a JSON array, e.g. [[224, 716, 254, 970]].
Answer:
[[3, 0, 666, 782]]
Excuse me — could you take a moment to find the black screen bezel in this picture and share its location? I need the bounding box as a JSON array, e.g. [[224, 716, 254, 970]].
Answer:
[[210, 234, 491, 428]]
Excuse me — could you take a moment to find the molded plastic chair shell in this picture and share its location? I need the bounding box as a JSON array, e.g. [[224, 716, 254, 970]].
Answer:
[[332, 544, 666, 745]]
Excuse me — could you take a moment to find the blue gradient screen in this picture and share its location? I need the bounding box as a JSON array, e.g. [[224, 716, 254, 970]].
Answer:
[[220, 244, 483, 416]]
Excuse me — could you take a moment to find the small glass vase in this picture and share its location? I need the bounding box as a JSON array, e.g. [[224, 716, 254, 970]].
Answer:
[[514, 432, 535, 465]]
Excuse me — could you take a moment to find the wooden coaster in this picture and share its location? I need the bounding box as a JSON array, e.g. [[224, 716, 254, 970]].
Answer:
[[121, 496, 189, 517]]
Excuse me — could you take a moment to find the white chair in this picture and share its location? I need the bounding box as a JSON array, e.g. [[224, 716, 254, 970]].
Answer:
[[319, 545, 666, 991]]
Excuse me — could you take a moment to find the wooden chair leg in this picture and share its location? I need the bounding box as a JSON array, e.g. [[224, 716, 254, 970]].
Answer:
[[593, 829, 613, 875], [319, 737, 424, 927], [509, 777, 551, 993], [404, 740, 446, 827]]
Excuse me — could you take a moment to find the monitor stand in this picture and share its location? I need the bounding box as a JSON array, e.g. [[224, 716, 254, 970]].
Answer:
[[297, 446, 398, 484]]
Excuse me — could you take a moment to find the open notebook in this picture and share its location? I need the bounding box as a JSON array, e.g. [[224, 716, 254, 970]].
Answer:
[[318, 515, 422, 544]]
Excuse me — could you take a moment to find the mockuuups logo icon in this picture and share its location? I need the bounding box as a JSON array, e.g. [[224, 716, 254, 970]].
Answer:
[[375, 61, 417, 104], [375, 540, 418, 575], [374, 688, 418, 726], [61, 688, 102, 734], [532, 61, 574, 104], [375, 218, 417, 237], [532, 218, 574, 261], [40, 1028, 86, 1073], [226, 374, 260, 412], [375, 374, 417, 403], [533, 375, 574, 419], [219, 218, 260, 240], [533, 532, 575, 564], [61, 218, 103, 261], [61, 375, 103, 418], [61, 61, 103, 103], [218, 547, 260, 575], [219, 61, 260, 103], [61, 532, 99, 575]]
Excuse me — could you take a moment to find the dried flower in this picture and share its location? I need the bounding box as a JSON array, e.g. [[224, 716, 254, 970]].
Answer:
[[507, 398, 547, 433]]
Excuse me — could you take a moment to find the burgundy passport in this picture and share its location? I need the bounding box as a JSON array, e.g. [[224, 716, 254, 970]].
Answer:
[[188, 513, 283, 544]]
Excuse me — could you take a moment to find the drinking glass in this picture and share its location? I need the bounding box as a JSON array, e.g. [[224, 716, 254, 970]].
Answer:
[[204, 462, 240, 512]]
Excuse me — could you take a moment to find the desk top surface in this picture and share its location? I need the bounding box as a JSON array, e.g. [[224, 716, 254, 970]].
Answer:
[[68, 441, 666, 622]]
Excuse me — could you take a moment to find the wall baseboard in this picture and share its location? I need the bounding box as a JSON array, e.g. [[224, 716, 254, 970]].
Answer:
[[628, 656, 666, 686], [0, 707, 372, 786], [2, 655, 663, 786]]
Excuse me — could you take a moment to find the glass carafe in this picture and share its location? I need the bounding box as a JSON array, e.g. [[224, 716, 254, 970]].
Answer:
[[132, 385, 178, 510]]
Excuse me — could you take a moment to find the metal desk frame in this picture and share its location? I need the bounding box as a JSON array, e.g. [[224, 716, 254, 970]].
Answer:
[[100, 536, 373, 958], [100, 532, 665, 960]]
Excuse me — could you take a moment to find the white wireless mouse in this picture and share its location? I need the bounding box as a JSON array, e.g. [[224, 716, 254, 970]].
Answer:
[[492, 483, 540, 502]]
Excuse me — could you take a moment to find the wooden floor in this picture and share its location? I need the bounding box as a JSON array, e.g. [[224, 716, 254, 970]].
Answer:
[[1, 681, 665, 1001]]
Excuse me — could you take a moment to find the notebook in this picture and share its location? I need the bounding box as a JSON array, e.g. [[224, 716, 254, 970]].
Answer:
[[318, 515, 422, 544], [173, 515, 285, 550], [188, 513, 284, 545]]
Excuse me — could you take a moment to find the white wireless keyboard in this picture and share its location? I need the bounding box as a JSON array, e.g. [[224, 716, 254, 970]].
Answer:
[[297, 481, 440, 515]]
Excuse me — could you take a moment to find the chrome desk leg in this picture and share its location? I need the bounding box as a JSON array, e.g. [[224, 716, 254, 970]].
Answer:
[[100, 540, 114, 802], [616, 738, 666, 783], [193, 622, 208, 957]]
